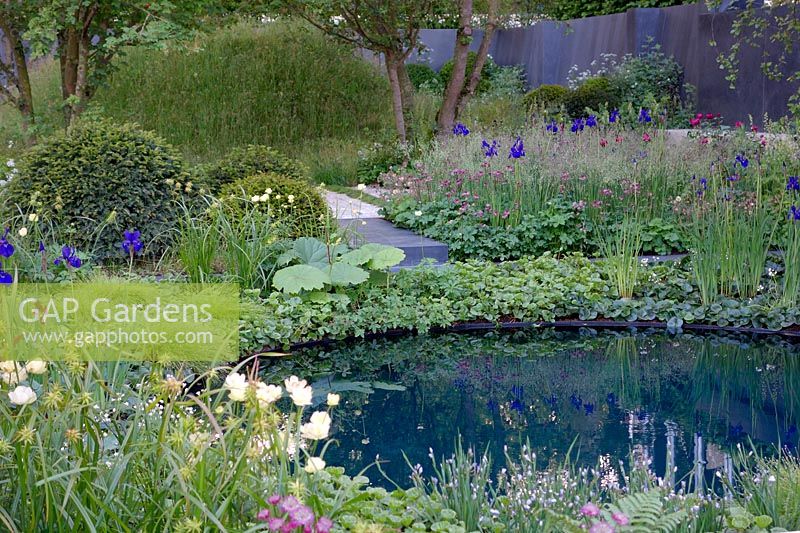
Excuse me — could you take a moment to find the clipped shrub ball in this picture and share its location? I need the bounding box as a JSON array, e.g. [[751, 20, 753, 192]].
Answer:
[[522, 84, 570, 113], [439, 51, 497, 95], [1, 120, 189, 258], [565, 76, 621, 117], [219, 172, 329, 237], [200, 145, 308, 193], [406, 63, 442, 91]]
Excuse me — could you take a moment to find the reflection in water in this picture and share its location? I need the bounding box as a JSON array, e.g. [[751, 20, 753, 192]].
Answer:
[[282, 329, 800, 488]]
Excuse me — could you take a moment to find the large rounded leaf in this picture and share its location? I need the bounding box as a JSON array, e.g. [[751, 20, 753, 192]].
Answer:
[[273, 265, 329, 293], [329, 263, 369, 287], [364, 244, 406, 270]]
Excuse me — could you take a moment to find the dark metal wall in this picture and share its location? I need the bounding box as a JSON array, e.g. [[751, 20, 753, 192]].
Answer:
[[411, 3, 800, 122]]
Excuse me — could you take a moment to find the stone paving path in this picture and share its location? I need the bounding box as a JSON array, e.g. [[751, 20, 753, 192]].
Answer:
[[325, 191, 448, 267]]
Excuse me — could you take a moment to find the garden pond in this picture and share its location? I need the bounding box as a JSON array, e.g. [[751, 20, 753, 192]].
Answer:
[[264, 328, 800, 489]]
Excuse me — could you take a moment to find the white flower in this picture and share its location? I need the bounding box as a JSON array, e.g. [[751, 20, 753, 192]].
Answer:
[[318, 182, 326, 188], [284, 376, 307, 393], [290, 385, 313, 407], [28, 213, 38, 222], [264, 188, 273, 195], [6, 159, 14, 168], [300, 411, 331, 440], [18, 227, 27, 237], [326, 393, 340, 407], [25, 360, 47, 374], [255, 382, 282, 406], [414, 210, 423, 217], [259, 193, 269, 202], [9, 385, 36, 405], [251, 195, 261, 203], [304, 457, 326, 473], [0, 360, 18, 373], [287, 194, 295, 204], [357, 183, 366, 191], [1, 366, 27, 385], [223, 372, 248, 402]]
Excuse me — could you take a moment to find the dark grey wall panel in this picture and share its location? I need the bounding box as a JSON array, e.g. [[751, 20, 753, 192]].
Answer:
[[411, 2, 800, 123]]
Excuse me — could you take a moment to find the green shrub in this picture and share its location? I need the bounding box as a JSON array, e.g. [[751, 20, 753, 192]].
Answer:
[[200, 144, 307, 193], [219, 172, 329, 237], [522, 84, 570, 113], [439, 51, 496, 95], [1, 120, 188, 257], [565, 76, 621, 117], [406, 63, 442, 91]]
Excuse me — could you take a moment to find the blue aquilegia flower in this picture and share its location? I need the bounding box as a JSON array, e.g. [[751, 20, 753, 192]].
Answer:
[[638, 108, 652, 123], [0, 228, 14, 258], [790, 205, 800, 222], [121, 229, 143, 255], [697, 177, 708, 197], [735, 154, 749, 169], [482, 139, 498, 158], [54, 246, 82, 268], [546, 119, 559, 134], [508, 137, 525, 159], [787, 176, 800, 191], [586, 115, 598, 128], [452, 122, 470, 136], [609, 108, 620, 123], [571, 118, 585, 133]]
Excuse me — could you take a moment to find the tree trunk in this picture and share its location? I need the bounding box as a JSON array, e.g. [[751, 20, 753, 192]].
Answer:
[[59, 28, 79, 125], [0, 15, 34, 134], [436, 0, 473, 135], [459, 0, 499, 115], [385, 52, 407, 143], [397, 60, 415, 142]]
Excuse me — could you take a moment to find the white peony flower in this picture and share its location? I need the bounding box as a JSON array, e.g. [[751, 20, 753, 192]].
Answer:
[[357, 183, 367, 191], [9, 385, 36, 405], [25, 360, 48, 374], [304, 457, 326, 473], [326, 393, 340, 407], [223, 372, 248, 402], [0, 360, 18, 373], [300, 411, 331, 440], [1, 366, 27, 385], [290, 385, 313, 407], [255, 382, 282, 406], [18, 227, 27, 237]]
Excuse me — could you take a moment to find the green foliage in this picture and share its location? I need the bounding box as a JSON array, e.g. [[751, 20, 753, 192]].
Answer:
[[611, 47, 687, 117], [1, 120, 189, 258], [272, 237, 405, 297], [565, 76, 621, 116], [522, 84, 570, 113], [606, 491, 689, 532], [357, 141, 407, 184], [548, 0, 689, 21], [439, 51, 497, 95], [218, 171, 329, 238], [201, 144, 308, 193], [406, 63, 442, 92], [94, 21, 391, 163]]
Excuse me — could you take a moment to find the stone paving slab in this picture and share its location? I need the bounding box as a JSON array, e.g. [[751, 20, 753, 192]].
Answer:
[[325, 191, 382, 219], [339, 218, 449, 267]]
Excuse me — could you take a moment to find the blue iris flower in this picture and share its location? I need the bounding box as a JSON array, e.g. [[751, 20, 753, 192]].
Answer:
[[452, 122, 470, 136], [638, 108, 652, 123], [585, 115, 597, 128], [54, 246, 82, 268], [0, 270, 11, 284], [482, 139, 498, 157], [0, 228, 14, 259], [584, 403, 595, 415], [122, 229, 143, 255], [570, 393, 582, 409], [508, 137, 525, 158], [697, 177, 708, 197], [790, 205, 800, 221], [787, 176, 800, 191], [609, 109, 620, 123], [735, 154, 749, 168], [510, 398, 525, 413], [38, 241, 45, 253], [546, 120, 559, 134], [571, 118, 585, 133]]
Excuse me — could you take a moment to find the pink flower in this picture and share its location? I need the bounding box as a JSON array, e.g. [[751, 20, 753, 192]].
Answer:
[[257, 509, 271, 522], [316, 517, 334, 533], [581, 502, 601, 517], [279, 496, 302, 514], [705, 113, 714, 119], [696, 113, 703, 119], [700, 137, 709, 145], [268, 494, 281, 505], [642, 132, 651, 142], [589, 521, 616, 533], [599, 138, 608, 147], [751, 125, 759, 132], [291, 505, 316, 527], [690, 118, 701, 127], [615, 135, 623, 143], [592, 200, 603, 208], [267, 517, 285, 531], [612, 512, 630, 526], [601, 188, 613, 196], [734, 120, 744, 128]]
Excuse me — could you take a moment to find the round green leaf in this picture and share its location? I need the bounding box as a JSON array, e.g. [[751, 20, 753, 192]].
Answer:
[[273, 265, 329, 293]]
